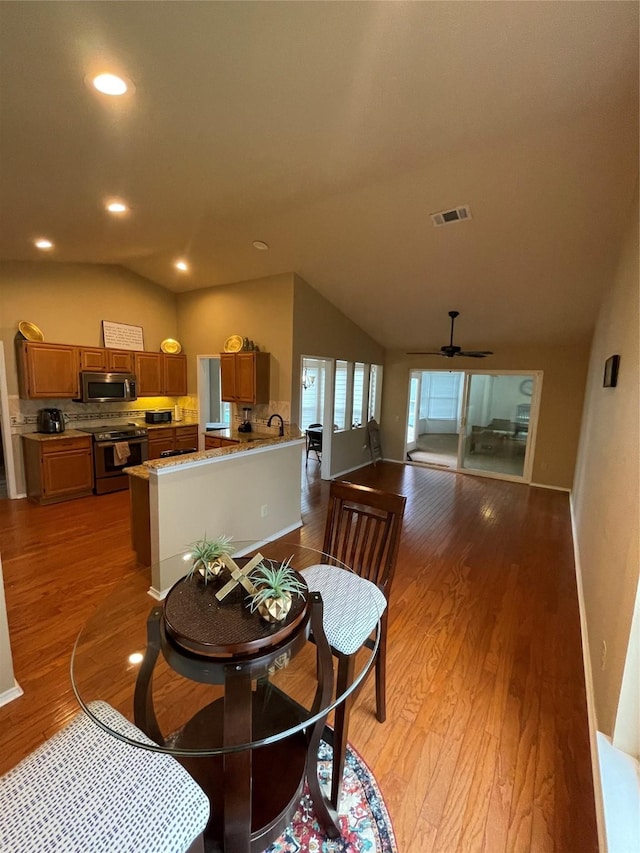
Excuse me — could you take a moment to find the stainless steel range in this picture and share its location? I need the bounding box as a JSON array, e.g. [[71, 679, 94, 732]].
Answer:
[[77, 423, 148, 494]]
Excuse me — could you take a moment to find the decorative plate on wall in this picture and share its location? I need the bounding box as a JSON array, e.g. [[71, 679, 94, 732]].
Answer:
[[161, 338, 182, 354], [224, 334, 243, 353], [18, 321, 45, 342]]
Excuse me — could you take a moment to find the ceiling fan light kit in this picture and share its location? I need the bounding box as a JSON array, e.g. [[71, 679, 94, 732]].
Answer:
[[407, 310, 494, 358]]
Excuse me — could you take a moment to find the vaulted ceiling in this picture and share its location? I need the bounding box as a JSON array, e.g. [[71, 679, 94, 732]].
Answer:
[[0, 1, 637, 351]]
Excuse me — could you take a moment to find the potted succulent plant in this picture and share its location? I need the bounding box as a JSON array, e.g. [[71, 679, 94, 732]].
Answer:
[[248, 556, 306, 623], [185, 534, 235, 585]]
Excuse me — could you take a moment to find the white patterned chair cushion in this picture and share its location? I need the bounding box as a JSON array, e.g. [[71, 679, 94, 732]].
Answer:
[[300, 564, 387, 655], [0, 701, 209, 853]]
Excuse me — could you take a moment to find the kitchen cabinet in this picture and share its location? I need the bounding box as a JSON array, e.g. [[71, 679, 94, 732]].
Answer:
[[135, 352, 187, 397], [204, 435, 239, 450], [147, 427, 175, 459], [79, 347, 135, 372], [163, 354, 187, 396], [174, 425, 198, 451], [107, 349, 135, 372], [220, 352, 270, 404], [148, 425, 198, 459], [79, 347, 108, 371], [22, 435, 93, 505], [17, 341, 79, 399], [134, 352, 164, 396], [18, 339, 185, 399]]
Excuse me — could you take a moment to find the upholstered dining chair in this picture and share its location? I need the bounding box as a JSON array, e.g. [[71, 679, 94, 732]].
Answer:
[[301, 481, 406, 809], [306, 423, 323, 464]]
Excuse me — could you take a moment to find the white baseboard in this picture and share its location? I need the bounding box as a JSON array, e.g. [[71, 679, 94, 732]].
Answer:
[[530, 481, 571, 492], [569, 493, 608, 853], [0, 680, 23, 708]]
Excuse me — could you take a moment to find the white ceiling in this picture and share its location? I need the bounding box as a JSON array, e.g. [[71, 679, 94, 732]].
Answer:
[[0, 1, 638, 351]]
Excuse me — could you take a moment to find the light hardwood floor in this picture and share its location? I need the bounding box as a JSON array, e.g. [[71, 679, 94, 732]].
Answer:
[[0, 459, 598, 852]]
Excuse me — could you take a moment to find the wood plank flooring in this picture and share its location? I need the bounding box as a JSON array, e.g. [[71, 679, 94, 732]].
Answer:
[[0, 460, 598, 852]]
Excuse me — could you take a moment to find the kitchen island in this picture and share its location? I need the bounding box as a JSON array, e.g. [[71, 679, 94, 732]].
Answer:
[[126, 427, 304, 595]]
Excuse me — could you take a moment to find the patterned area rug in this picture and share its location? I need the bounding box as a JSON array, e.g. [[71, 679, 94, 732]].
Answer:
[[264, 741, 397, 852]]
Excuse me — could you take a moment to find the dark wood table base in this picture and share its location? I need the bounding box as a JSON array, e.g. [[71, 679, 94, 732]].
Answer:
[[177, 694, 308, 852], [133, 592, 340, 852]]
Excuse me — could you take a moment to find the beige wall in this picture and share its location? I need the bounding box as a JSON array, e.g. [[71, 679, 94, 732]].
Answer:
[[381, 341, 591, 489], [176, 274, 294, 417], [0, 555, 18, 701], [0, 261, 178, 396], [572, 189, 639, 747], [292, 275, 385, 475]]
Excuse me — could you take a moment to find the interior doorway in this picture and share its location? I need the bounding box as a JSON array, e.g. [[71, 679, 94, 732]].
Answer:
[[405, 369, 540, 483], [196, 356, 231, 448], [299, 356, 332, 479]]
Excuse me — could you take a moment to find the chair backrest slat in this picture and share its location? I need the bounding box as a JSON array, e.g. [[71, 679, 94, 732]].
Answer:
[[322, 481, 406, 597]]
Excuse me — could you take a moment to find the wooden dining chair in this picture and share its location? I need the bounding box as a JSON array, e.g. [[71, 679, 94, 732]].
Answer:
[[301, 481, 406, 809]]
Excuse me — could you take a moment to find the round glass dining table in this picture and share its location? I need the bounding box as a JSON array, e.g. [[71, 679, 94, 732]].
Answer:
[[70, 539, 381, 853]]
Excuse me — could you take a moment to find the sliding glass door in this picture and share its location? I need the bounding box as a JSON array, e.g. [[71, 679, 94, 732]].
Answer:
[[405, 369, 539, 482], [459, 373, 536, 479]]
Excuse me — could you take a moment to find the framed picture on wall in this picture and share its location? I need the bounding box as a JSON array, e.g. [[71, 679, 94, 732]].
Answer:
[[603, 354, 620, 388], [102, 320, 145, 351]]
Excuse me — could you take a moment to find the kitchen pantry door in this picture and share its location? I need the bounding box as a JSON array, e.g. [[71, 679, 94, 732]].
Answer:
[[458, 372, 540, 482]]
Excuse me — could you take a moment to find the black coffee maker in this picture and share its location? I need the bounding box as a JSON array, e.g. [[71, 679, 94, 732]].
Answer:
[[37, 408, 65, 434]]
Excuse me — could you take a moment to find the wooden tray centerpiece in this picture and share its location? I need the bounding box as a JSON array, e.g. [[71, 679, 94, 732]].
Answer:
[[163, 552, 309, 659]]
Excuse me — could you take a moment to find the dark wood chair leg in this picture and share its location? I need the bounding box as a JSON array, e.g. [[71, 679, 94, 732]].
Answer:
[[375, 612, 388, 723], [331, 652, 356, 811]]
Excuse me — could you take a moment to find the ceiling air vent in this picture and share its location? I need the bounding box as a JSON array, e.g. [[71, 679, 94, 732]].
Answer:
[[431, 205, 472, 227]]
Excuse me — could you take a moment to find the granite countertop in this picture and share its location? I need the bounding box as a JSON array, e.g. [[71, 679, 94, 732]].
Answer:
[[125, 427, 304, 478], [22, 430, 90, 442]]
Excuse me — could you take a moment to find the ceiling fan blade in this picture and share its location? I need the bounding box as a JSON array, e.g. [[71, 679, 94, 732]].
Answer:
[[457, 350, 494, 357], [406, 351, 446, 355]]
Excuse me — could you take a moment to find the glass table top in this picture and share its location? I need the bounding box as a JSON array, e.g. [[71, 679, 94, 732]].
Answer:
[[71, 540, 381, 756]]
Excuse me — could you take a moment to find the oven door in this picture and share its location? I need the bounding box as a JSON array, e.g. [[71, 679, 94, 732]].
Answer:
[[94, 437, 148, 479]]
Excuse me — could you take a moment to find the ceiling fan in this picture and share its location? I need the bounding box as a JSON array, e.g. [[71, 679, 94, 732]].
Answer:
[[408, 311, 494, 358]]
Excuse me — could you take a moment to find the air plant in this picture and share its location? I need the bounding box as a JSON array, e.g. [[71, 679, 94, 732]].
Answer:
[[247, 556, 306, 621], [185, 534, 235, 584]]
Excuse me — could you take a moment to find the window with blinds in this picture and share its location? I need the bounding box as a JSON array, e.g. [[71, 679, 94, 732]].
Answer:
[[334, 361, 348, 430], [424, 372, 462, 420]]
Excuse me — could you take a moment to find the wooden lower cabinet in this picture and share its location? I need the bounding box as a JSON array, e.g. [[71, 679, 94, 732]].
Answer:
[[23, 435, 93, 505], [204, 436, 239, 450], [175, 425, 198, 451], [148, 425, 199, 459]]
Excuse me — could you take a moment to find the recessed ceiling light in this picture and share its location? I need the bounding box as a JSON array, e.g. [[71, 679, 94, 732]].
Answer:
[[252, 240, 269, 251], [92, 73, 129, 96], [106, 200, 128, 214], [34, 238, 53, 250], [175, 260, 189, 272]]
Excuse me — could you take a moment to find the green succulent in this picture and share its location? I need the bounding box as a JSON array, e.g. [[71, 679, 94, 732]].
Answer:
[[247, 556, 306, 612], [185, 534, 235, 584]]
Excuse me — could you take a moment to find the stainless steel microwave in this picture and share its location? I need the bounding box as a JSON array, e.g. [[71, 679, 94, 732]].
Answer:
[[79, 372, 137, 403]]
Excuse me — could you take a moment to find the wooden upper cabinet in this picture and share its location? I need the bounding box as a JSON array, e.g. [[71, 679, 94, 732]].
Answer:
[[163, 354, 187, 396], [17, 342, 79, 399], [80, 347, 134, 373], [135, 352, 187, 396], [220, 354, 238, 401], [220, 351, 270, 404], [18, 339, 185, 399], [134, 352, 164, 396], [79, 347, 108, 371], [107, 349, 134, 373]]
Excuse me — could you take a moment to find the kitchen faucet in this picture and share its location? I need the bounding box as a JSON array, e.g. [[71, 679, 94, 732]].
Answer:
[[267, 413, 284, 436]]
